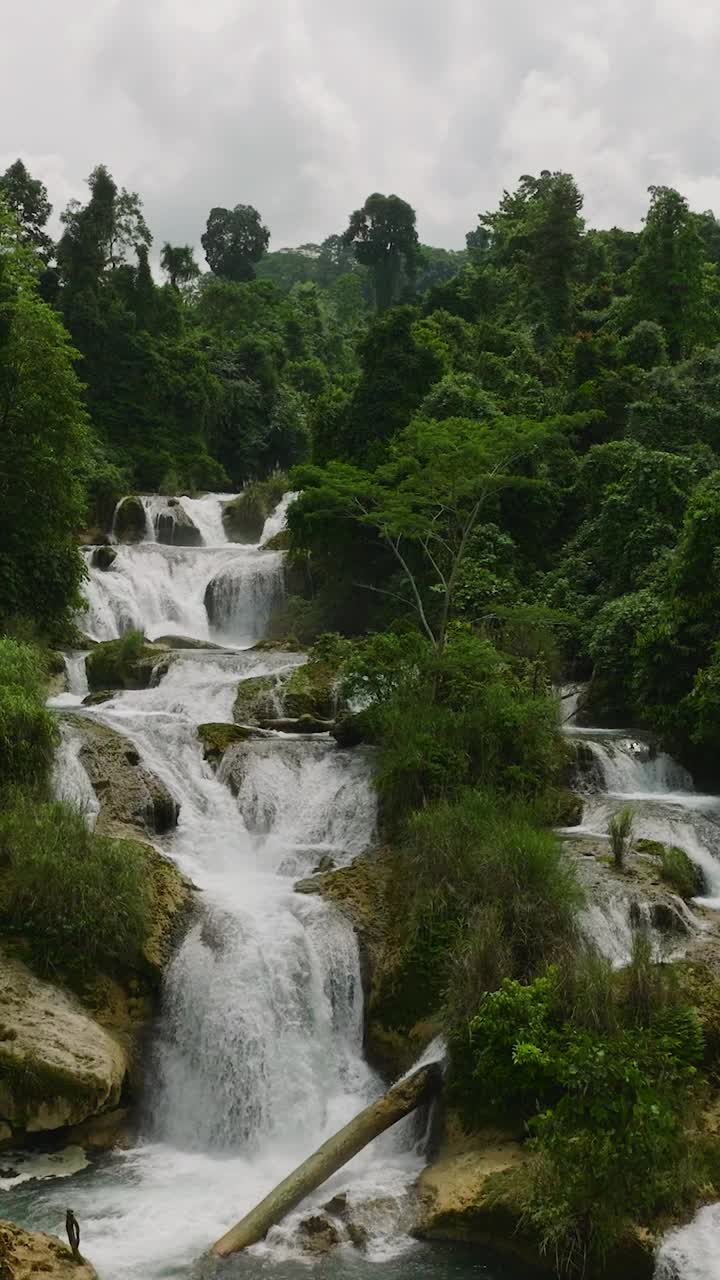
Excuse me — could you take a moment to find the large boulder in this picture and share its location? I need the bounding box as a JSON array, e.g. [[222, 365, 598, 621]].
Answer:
[[113, 496, 146, 543], [85, 636, 170, 691], [154, 504, 202, 547], [69, 716, 179, 837], [90, 545, 117, 571], [0, 953, 127, 1139], [222, 492, 267, 543], [197, 722, 259, 767], [232, 674, 282, 725], [0, 1221, 98, 1279]]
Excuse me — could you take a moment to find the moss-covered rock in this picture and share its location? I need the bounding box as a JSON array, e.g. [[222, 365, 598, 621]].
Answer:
[[0, 1220, 99, 1279], [150, 634, 225, 650], [139, 841, 194, 980], [91, 544, 117, 570], [81, 690, 115, 706], [332, 710, 378, 749], [221, 494, 266, 543], [232, 674, 281, 725], [264, 529, 291, 552], [636, 839, 705, 899], [259, 714, 332, 734], [113, 496, 146, 543], [284, 656, 341, 720], [295, 850, 438, 1077], [222, 477, 288, 543], [85, 635, 169, 691], [67, 715, 179, 838], [197, 722, 256, 766]]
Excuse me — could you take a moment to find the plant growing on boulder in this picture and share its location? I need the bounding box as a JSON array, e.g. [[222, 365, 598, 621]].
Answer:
[[609, 805, 635, 869]]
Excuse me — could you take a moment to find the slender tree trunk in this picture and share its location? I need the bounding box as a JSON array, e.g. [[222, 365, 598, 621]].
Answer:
[[209, 1063, 443, 1258]]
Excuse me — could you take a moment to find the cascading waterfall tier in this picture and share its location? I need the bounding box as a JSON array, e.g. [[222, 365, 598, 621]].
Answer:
[[14, 492, 433, 1280], [82, 492, 287, 644]]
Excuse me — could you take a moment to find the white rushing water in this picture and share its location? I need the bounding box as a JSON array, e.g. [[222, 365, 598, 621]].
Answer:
[[19, 493, 434, 1280], [560, 698, 720, 1279]]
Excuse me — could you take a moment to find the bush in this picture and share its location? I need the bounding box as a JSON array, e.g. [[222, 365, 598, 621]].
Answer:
[[0, 796, 148, 980], [609, 805, 634, 868], [352, 628, 564, 832], [0, 637, 56, 789], [660, 845, 705, 900], [450, 958, 705, 1272]]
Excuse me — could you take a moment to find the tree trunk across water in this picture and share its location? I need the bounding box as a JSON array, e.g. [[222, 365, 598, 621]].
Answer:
[[210, 1062, 443, 1257]]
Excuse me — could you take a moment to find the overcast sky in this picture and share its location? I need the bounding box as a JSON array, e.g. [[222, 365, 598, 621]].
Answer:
[[3, 0, 720, 254]]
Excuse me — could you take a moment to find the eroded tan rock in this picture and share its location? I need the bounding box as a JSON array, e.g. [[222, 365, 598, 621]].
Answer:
[[0, 953, 127, 1138], [0, 1220, 98, 1279]]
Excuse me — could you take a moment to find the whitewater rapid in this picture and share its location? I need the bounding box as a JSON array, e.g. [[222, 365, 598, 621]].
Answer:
[[17, 493, 434, 1279]]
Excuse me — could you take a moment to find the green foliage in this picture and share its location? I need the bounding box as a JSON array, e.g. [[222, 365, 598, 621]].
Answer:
[[659, 845, 705, 900], [630, 186, 709, 358], [85, 629, 149, 690], [343, 193, 420, 311], [609, 805, 634, 869], [344, 628, 564, 829], [0, 795, 148, 980], [0, 208, 88, 636], [201, 203, 270, 282], [0, 638, 56, 790], [452, 958, 705, 1272]]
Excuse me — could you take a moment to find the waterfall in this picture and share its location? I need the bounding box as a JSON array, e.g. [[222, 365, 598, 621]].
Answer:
[[570, 729, 720, 907], [655, 1204, 720, 1279], [81, 492, 286, 644], [17, 492, 430, 1279]]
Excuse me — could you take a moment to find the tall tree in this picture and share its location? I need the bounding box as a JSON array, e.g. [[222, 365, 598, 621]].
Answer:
[[0, 159, 53, 259], [0, 207, 88, 634], [291, 415, 548, 655], [630, 186, 707, 358], [201, 204, 270, 281], [342, 193, 420, 311], [161, 243, 201, 291], [478, 170, 584, 332]]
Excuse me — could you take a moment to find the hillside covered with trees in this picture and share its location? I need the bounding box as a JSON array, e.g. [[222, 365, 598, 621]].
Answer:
[[5, 158, 720, 1274]]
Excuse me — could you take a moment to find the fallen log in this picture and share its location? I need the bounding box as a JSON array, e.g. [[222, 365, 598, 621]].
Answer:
[[210, 1061, 442, 1257]]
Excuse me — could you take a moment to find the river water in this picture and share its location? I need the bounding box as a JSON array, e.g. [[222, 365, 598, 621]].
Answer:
[[4, 505, 719, 1278]]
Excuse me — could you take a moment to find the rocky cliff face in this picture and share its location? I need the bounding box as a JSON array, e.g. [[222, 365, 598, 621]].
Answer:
[[0, 952, 127, 1142]]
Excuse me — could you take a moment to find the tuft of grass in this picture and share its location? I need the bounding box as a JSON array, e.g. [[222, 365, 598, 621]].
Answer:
[[609, 805, 635, 869], [0, 796, 149, 981], [0, 637, 56, 790]]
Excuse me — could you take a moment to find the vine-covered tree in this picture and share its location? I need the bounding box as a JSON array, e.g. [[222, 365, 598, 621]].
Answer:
[[0, 207, 88, 634], [0, 159, 53, 259], [630, 186, 708, 358], [201, 204, 270, 281]]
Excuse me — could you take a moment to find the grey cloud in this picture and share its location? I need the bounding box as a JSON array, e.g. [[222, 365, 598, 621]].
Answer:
[[3, 0, 720, 253]]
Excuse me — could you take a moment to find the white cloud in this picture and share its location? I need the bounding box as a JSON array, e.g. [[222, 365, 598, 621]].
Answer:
[[3, 0, 720, 251]]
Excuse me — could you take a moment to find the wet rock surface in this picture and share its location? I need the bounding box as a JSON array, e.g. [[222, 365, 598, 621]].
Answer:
[[66, 715, 179, 838]]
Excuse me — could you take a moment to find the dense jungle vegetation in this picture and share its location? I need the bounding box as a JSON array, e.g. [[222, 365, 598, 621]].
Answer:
[[4, 158, 720, 1272]]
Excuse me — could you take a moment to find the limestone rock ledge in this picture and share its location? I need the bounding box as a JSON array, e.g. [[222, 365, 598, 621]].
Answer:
[[0, 953, 127, 1141], [415, 1119, 656, 1279], [0, 1221, 98, 1279]]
